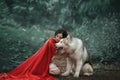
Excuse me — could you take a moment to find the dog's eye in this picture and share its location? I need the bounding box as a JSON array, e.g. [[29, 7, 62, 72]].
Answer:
[[60, 41, 63, 43]]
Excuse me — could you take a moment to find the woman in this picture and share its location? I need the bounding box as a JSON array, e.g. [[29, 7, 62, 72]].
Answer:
[[0, 28, 68, 80]]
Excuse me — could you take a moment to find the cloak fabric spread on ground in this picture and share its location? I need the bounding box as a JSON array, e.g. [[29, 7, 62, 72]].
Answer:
[[0, 38, 57, 80]]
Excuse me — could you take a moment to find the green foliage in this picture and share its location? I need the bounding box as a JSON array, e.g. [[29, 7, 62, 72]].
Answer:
[[78, 0, 111, 13], [71, 15, 120, 64], [0, 1, 9, 17]]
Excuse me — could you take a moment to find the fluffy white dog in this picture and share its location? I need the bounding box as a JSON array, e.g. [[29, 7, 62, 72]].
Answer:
[[55, 35, 93, 77]]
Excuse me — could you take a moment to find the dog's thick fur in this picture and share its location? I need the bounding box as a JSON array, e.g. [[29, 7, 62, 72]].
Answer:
[[55, 35, 93, 77]]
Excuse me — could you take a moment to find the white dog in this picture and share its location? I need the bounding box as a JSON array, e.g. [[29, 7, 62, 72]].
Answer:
[[55, 35, 93, 77]]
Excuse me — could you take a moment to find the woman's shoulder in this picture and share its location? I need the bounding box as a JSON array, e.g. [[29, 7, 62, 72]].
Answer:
[[48, 37, 54, 41], [48, 38, 56, 43]]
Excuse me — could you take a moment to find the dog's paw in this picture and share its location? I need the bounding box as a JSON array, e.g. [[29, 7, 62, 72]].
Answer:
[[83, 73, 93, 76], [73, 74, 79, 78], [61, 72, 70, 76], [70, 70, 74, 75]]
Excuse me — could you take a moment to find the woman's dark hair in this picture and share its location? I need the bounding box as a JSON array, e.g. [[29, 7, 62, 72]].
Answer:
[[54, 28, 68, 38]]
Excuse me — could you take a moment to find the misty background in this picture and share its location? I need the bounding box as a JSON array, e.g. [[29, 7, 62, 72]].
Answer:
[[0, 0, 120, 72]]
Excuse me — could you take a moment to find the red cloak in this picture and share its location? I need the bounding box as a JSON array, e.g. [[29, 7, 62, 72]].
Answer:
[[0, 38, 57, 80]]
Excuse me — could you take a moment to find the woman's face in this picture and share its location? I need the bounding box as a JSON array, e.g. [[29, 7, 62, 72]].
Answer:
[[55, 33, 63, 42]]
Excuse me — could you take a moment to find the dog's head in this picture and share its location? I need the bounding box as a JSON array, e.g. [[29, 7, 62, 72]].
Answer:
[[55, 35, 72, 48]]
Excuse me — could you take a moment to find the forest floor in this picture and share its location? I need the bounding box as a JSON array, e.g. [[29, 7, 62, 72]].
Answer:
[[55, 70, 120, 80], [52, 58, 120, 80]]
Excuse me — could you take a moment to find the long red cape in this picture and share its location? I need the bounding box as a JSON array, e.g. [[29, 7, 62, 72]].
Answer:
[[0, 38, 57, 80]]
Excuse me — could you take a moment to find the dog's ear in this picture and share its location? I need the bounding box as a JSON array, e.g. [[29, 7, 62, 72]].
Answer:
[[67, 35, 72, 40], [67, 35, 70, 39]]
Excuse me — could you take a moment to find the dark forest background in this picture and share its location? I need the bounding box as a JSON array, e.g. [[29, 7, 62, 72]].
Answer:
[[0, 0, 120, 72]]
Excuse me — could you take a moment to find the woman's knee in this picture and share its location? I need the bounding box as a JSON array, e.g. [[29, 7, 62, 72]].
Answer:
[[49, 63, 61, 75]]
